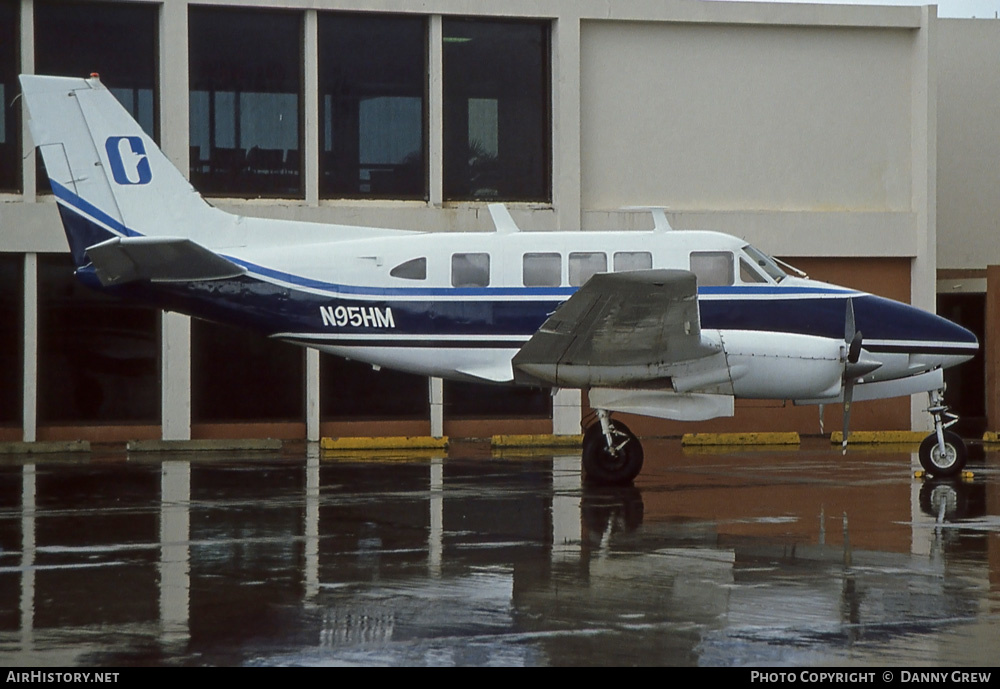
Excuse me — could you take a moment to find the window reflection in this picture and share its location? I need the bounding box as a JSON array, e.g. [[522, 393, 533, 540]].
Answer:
[[192, 320, 304, 423], [321, 355, 429, 420], [443, 19, 551, 201], [37, 256, 159, 424], [444, 380, 551, 419], [319, 14, 426, 199], [189, 7, 302, 198], [0, 1, 19, 192], [34, 1, 157, 137], [33, 0, 157, 194], [0, 255, 21, 426]]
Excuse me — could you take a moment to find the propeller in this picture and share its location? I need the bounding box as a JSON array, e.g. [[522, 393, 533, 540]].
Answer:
[[840, 298, 882, 454]]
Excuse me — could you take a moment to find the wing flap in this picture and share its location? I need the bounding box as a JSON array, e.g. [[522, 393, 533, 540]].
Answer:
[[513, 269, 720, 387], [86, 236, 246, 286]]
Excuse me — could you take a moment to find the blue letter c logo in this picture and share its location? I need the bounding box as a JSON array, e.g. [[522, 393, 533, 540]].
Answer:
[[106, 136, 152, 185]]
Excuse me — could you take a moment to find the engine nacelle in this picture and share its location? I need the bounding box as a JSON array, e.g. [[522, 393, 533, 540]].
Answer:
[[678, 330, 845, 400]]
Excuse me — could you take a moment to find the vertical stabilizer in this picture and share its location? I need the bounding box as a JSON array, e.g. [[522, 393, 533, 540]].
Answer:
[[19, 74, 227, 264]]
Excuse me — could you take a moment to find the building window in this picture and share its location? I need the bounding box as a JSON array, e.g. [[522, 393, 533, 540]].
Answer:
[[189, 7, 302, 198], [0, 255, 21, 426], [192, 320, 304, 423], [443, 19, 550, 202], [443, 381, 551, 419], [319, 14, 426, 199], [37, 255, 160, 424], [34, 1, 157, 138], [321, 356, 429, 420], [0, 1, 19, 193]]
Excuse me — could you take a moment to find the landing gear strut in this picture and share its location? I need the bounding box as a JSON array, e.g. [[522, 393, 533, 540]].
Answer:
[[582, 410, 644, 485], [918, 388, 966, 478]]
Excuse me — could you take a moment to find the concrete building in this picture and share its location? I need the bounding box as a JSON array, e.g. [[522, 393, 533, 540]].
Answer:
[[0, 0, 995, 445]]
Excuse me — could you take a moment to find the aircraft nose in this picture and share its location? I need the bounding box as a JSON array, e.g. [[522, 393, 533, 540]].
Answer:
[[856, 294, 978, 364]]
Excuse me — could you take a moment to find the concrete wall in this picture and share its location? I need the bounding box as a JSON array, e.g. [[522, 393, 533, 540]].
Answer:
[[937, 18, 1000, 272]]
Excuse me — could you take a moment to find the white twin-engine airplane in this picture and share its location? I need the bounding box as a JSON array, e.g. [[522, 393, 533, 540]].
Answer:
[[19, 74, 979, 485]]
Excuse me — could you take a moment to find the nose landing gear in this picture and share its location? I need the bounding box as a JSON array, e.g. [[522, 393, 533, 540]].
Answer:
[[582, 409, 644, 485], [919, 388, 967, 478]]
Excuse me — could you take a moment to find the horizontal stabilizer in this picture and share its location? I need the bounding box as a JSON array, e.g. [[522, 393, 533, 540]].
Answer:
[[85, 236, 246, 286]]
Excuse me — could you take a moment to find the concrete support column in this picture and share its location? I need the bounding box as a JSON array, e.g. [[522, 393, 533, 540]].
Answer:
[[910, 5, 937, 433], [158, 3, 193, 442], [986, 266, 1000, 432], [552, 15, 582, 230], [306, 348, 321, 442], [552, 388, 582, 436], [159, 1, 189, 174], [303, 10, 320, 207], [20, 0, 35, 201], [428, 16, 443, 207], [22, 254, 37, 443], [161, 312, 191, 441], [429, 377, 444, 438]]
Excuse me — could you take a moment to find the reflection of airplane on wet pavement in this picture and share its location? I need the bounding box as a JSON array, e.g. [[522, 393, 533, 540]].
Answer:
[[20, 73, 979, 483]]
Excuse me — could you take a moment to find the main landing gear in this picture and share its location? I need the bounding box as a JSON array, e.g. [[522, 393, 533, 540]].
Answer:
[[918, 388, 967, 478], [582, 410, 644, 485]]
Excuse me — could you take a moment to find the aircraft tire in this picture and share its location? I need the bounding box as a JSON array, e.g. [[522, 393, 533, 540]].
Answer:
[[918, 430, 966, 478], [582, 420, 644, 486]]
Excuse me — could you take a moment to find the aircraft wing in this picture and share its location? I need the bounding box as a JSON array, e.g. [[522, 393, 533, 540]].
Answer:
[[513, 269, 720, 387], [85, 236, 246, 286]]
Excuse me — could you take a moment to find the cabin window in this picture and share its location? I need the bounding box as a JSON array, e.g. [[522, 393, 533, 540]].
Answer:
[[743, 244, 788, 282], [690, 251, 734, 287], [614, 251, 652, 272], [390, 257, 427, 280], [452, 253, 490, 287], [739, 258, 768, 284], [523, 253, 561, 287], [569, 252, 607, 287]]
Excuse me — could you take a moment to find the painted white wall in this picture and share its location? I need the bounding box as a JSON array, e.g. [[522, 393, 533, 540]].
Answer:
[[936, 19, 1000, 271]]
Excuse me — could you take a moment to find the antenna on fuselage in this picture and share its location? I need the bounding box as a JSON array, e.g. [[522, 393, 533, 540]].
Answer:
[[621, 206, 674, 232], [650, 208, 672, 232], [487, 203, 520, 234]]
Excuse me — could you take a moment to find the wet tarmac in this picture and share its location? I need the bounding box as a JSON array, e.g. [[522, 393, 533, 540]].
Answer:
[[0, 438, 998, 667]]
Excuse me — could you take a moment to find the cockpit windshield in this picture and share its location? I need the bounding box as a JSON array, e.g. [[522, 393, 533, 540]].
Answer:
[[742, 244, 788, 283]]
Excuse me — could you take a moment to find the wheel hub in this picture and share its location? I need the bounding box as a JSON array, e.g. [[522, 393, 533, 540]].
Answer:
[[930, 443, 957, 469]]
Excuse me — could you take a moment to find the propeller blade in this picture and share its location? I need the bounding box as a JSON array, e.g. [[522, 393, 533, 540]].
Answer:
[[842, 297, 860, 453], [842, 376, 854, 455], [848, 330, 863, 364], [845, 297, 856, 345]]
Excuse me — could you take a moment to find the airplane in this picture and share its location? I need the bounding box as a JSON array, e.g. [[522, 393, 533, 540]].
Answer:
[[17, 73, 980, 485]]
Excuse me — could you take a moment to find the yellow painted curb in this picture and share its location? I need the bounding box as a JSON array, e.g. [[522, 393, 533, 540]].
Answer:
[[982, 432, 1000, 443], [492, 434, 583, 448], [831, 431, 925, 444], [682, 432, 800, 446], [320, 436, 448, 451]]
